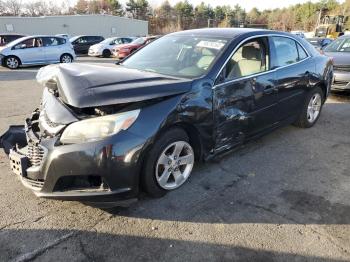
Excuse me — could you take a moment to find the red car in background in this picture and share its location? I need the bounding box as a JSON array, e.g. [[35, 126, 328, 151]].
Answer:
[[112, 36, 159, 59]]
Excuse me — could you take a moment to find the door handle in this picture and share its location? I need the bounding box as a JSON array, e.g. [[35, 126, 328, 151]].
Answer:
[[263, 85, 277, 94]]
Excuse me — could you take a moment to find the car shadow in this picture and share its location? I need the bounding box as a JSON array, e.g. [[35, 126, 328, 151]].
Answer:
[[0, 229, 346, 261]]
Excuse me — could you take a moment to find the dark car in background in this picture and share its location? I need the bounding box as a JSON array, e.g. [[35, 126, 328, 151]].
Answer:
[[2, 29, 333, 206], [0, 34, 25, 46], [70, 35, 104, 54], [112, 36, 159, 59], [324, 35, 350, 91], [307, 37, 333, 51]]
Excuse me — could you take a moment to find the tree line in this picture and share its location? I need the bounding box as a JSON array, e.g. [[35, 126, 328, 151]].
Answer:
[[1, 0, 350, 34]]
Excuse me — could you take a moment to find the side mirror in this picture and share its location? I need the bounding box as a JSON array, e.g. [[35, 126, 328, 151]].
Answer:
[[20, 44, 26, 49]]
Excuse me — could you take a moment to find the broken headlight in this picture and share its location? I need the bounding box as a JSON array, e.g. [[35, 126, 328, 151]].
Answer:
[[60, 109, 140, 144]]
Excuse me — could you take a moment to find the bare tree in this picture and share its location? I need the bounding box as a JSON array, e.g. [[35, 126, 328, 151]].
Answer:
[[25, 1, 47, 16], [0, 0, 5, 15], [4, 0, 23, 16]]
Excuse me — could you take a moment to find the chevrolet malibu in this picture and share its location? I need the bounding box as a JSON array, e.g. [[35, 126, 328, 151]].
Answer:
[[0, 35, 75, 69], [2, 29, 333, 206]]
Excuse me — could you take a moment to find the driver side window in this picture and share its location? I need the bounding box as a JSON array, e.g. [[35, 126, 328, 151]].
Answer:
[[223, 37, 269, 81]]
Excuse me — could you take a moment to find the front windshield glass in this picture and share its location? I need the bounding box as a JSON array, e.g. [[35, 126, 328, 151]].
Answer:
[[100, 37, 115, 44], [122, 35, 229, 78], [69, 36, 79, 42], [131, 37, 146, 45], [6, 36, 27, 47], [324, 38, 350, 52]]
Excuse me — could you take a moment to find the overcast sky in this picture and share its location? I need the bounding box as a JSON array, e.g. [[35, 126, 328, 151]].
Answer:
[[58, 0, 345, 11]]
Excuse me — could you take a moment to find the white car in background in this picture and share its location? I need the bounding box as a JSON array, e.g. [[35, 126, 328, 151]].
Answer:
[[88, 36, 136, 57], [0, 35, 76, 69]]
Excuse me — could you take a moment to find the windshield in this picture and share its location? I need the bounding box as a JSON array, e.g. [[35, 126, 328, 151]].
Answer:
[[131, 37, 146, 45], [122, 35, 228, 78], [5, 36, 28, 47], [324, 38, 350, 52], [69, 36, 80, 42], [100, 37, 116, 44]]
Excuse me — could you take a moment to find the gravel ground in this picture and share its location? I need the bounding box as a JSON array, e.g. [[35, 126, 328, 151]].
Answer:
[[0, 57, 349, 262]]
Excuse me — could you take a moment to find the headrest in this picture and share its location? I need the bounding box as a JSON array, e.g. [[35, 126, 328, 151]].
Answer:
[[242, 45, 260, 60], [202, 48, 214, 56]]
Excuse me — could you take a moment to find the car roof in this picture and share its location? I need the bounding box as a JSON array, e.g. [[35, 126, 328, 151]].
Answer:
[[71, 35, 103, 37], [0, 33, 24, 36], [168, 28, 272, 38], [6, 35, 67, 47]]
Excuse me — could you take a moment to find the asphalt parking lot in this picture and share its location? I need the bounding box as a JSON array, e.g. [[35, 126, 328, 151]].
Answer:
[[0, 57, 349, 262]]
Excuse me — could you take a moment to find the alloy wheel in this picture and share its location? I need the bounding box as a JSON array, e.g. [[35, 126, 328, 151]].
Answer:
[[61, 55, 72, 63], [307, 93, 322, 123], [6, 57, 19, 69], [155, 141, 194, 190]]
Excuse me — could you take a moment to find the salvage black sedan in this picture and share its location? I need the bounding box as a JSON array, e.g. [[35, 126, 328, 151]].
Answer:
[[3, 28, 333, 206]]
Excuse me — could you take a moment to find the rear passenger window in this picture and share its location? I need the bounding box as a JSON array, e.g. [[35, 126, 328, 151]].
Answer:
[[297, 43, 308, 61], [272, 37, 299, 67], [224, 37, 269, 80], [43, 37, 65, 46]]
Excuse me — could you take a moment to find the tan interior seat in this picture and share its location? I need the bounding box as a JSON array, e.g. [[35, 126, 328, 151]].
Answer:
[[228, 45, 262, 78]]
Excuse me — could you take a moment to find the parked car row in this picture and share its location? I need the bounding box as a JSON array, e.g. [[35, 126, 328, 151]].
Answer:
[[0, 33, 160, 69]]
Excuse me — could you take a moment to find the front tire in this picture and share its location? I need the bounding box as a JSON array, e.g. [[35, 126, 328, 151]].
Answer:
[[102, 49, 111, 58], [142, 128, 195, 198], [294, 87, 324, 128], [5, 56, 20, 69]]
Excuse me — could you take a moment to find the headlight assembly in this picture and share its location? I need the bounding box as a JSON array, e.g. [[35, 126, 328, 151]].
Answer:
[[60, 109, 140, 144]]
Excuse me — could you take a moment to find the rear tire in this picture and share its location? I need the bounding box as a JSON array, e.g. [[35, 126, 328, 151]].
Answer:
[[102, 49, 111, 58], [141, 128, 194, 198], [60, 54, 73, 63], [5, 56, 20, 69], [294, 87, 324, 128]]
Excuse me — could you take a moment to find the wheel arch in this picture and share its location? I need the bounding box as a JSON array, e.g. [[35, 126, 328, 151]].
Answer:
[[153, 122, 204, 162]]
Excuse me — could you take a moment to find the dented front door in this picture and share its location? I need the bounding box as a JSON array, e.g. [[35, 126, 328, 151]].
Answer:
[[213, 71, 278, 152]]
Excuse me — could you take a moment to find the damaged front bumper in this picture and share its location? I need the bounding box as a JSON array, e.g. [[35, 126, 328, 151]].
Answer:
[[2, 110, 147, 205]]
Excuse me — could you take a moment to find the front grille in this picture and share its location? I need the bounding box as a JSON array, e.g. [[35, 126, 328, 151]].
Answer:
[[334, 65, 350, 72], [22, 177, 45, 190], [27, 144, 45, 166]]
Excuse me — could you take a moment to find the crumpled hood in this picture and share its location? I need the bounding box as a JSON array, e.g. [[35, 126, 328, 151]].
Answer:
[[36, 63, 192, 108]]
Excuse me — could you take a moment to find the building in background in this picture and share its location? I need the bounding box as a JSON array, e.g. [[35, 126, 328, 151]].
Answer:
[[0, 15, 148, 38]]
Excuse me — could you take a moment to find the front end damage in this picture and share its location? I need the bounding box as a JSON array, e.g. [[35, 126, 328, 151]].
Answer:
[[1, 96, 145, 205], [1, 63, 191, 205]]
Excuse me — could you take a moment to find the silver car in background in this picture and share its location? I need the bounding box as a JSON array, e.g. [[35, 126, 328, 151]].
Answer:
[[0, 35, 76, 69], [324, 35, 350, 91], [88, 36, 136, 57]]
